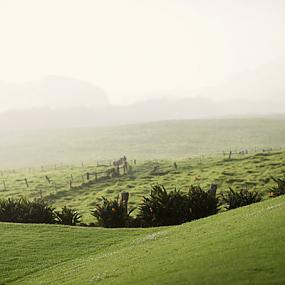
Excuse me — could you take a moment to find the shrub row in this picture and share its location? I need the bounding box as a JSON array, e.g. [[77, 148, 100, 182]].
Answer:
[[94, 175, 285, 227], [93, 184, 264, 228], [0, 176, 284, 227], [136, 185, 219, 227], [0, 197, 81, 225]]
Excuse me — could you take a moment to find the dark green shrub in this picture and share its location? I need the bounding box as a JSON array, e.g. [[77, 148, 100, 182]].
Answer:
[[91, 197, 135, 228], [137, 184, 219, 227], [0, 197, 56, 224], [268, 177, 285, 197], [127, 217, 143, 228], [187, 185, 219, 220], [55, 206, 81, 225], [0, 198, 20, 223], [220, 188, 262, 210], [22, 198, 55, 224], [138, 185, 190, 227]]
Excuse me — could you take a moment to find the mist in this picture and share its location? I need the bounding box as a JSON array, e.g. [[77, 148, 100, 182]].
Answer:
[[0, 0, 284, 129]]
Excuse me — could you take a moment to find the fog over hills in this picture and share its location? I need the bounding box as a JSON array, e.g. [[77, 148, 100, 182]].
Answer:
[[0, 62, 284, 130], [0, 76, 109, 111]]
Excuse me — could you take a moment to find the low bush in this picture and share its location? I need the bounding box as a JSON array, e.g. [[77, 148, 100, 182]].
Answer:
[[268, 177, 285, 197], [0, 198, 20, 223], [188, 185, 219, 220], [0, 197, 56, 224], [55, 206, 81, 226], [137, 184, 219, 227], [138, 185, 189, 227], [91, 196, 135, 228], [220, 188, 262, 210]]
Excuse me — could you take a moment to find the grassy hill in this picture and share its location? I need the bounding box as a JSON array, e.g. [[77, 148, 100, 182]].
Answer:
[[1, 150, 284, 222], [1, 117, 285, 168], [1, 196, 285, 284], [1, 117, 284, 284]]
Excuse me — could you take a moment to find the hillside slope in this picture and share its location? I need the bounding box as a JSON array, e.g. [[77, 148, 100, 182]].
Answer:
[[1, 196, 285, 285], [0, 117, 285, 168]]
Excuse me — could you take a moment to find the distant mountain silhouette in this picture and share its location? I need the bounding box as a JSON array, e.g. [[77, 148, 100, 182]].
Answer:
[[0, 76, 109, 111], [0, 62, 284, 130], [0, 97, 284, 130]]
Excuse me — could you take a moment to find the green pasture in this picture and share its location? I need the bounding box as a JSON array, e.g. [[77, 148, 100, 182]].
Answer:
[[1, 195, 284, 284], [0, 150, 284, 222], [1, 117, 285, 284], [1, 117, 285, 168]]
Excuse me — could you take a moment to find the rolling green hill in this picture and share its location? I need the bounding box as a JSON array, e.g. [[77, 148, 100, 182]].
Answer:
[[1, 117, 285, 168], [1, 196, 285, 285], [1, 118, 285, 284]]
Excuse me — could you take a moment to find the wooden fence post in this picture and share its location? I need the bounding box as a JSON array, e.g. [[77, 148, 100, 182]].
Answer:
[[45, 176, 51, 184], [228, 151, 232, 160], [39, 189, 43, 199], [208, 184, 218, 198], [120, 192, 129, 216], [24, 178, 29, 188], [3, 180, 6, 191]]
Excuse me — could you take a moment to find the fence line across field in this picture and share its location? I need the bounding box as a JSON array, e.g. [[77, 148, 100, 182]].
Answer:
[[0, 147, 284, 192], [0, 156, 133, 191]]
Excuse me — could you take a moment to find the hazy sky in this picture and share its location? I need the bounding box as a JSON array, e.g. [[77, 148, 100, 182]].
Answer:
[[0, 0, 284, 104]]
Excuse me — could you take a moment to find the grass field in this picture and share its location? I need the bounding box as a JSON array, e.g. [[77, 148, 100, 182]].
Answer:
[[1, 117, 285, 169], [1, 150, 284, 222], [1, 195, 284, 284], [1, 118, 285, 284]]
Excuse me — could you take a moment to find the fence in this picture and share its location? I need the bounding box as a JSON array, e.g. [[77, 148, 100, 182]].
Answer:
[[0, 146, 284, 192], [0, 156, 134, 192]]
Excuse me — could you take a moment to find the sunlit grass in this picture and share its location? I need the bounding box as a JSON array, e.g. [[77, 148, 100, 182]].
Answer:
[[0, 150, 284, 222], [0, 196, 284, 284]]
